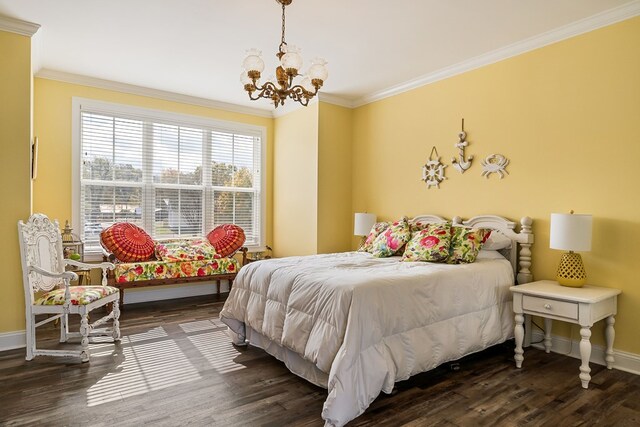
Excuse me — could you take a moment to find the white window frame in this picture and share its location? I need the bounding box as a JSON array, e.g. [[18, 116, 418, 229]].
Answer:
[[72, 97, 267, 260]]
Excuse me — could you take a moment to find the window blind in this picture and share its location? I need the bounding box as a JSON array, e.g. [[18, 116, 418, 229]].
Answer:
[[78, 106, 263, 254]]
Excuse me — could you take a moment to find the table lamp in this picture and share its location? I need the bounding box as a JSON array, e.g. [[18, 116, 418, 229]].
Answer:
[[550, 211, 592, 287], [354, 213, 376, 246]]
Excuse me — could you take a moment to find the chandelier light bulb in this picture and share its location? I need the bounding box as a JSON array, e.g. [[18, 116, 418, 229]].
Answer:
[[242, 49, 265, 73], [240, 71, 253, 85], [281, 45, 303, 73], [300, 75, 314, 92], [308, 57, 328, 81]]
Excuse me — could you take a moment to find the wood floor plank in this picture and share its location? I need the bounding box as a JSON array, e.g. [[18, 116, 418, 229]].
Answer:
[[1, 295, 638, 426]]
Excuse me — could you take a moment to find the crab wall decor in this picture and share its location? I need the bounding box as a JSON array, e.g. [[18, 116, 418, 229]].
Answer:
[[451, 118, 473, 174], [481, 154, 510, 179], [422, 146, 447, 189]]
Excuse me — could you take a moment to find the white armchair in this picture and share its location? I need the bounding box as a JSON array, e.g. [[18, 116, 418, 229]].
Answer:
[[18, 214, 121, 362]]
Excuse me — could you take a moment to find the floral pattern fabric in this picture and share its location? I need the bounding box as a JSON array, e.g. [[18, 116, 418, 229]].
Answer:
[[358, 222, 391, 252], [447, 227, 492, 264], [370, 217, 411, 258], [155, 238, 220, 262], [114, 257, 239, 283], [34, 286, 118, 306], [402, 222, 452, 262]]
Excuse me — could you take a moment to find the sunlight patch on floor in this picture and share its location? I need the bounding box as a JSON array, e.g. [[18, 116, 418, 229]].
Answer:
[[86, 330, 201, 407], [179, 318, 227, 333], [188, 330, 245, 374], [179, 319, 216, 333]]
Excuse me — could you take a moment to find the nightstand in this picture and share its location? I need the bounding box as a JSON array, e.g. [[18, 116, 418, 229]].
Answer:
[[510, 280, 621, 389]]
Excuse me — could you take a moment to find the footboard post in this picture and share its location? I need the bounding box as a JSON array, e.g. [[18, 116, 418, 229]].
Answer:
[[516, 217, 533, 285], [517, 216, 534, 346]]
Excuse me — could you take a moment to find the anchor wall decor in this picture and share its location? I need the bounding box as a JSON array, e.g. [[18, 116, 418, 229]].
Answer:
[[451, 118, 473, 174]]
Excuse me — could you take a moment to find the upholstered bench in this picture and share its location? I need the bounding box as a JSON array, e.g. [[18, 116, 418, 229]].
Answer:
[[101, 223, 247, 306]]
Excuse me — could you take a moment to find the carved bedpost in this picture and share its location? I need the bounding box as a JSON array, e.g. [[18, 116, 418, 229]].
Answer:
[[452, 216, 463, 226], [517, 216, 534, 284]]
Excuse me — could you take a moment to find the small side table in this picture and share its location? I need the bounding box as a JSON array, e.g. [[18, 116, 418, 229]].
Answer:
[[510, 280, 621, 389]]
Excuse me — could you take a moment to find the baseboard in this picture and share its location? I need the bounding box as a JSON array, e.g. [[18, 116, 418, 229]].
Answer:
[[0, 281, 230, 352], [0, 330, 26, 353], [531, 331, 640, 376], [123, 280, 231, 305]]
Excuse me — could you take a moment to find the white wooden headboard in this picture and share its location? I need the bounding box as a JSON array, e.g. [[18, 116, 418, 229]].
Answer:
[[410, 214, 534, 284]]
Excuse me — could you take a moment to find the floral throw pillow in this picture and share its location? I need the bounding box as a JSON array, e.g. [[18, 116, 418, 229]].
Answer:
[[358, 221, 390, 252], [447, 227, 492, 264], [402, 222, 452, 262], [370, 217, 411, 258], [155, 239, 220, 262]]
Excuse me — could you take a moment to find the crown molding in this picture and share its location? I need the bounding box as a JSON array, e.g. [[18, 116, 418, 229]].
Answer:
[[353, 0, 640, 108], [35, 69, 274, 119], [318, 92, 355, 109], [0, 15, 40, 37]]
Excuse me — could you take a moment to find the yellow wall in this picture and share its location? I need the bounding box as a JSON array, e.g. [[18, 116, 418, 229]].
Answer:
[[317, 102, 353, 254], [273, 104, 319, 256], [352, 17, 640, 354], [0, 30, 33, 333], [32, 77, 274, 247]]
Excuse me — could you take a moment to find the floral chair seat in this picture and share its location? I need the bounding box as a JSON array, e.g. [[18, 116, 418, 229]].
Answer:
[[34, 286, 119, 306]]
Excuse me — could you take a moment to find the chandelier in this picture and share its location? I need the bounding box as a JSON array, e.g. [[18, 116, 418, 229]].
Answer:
[[241, 0, 328, 108]]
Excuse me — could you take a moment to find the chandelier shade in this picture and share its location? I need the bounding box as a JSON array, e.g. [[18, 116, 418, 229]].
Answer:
[[241, 0, 328, 108]]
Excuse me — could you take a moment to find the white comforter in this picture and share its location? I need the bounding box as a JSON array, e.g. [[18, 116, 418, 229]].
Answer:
[[220, 251, 514, 426]]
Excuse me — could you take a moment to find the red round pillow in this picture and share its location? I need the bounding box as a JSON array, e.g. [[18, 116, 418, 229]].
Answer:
[[100, 223, 155, 262], [207, 224, 245, 257]]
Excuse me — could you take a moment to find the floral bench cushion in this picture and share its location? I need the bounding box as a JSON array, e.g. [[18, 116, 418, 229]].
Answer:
[[155, 238, 220, 262], [114, 257, 239, 283], [34, 286, 119, 306]]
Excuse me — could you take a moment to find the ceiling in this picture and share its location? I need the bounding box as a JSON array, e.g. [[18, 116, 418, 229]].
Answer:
[[0, 0, 636, 112]]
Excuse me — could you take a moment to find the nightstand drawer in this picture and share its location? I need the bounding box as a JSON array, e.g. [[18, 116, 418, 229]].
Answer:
[[522, 295, 578, 320]]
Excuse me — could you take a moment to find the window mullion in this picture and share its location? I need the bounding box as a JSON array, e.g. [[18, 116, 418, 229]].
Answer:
[[202, 130, 212, 233], [143, 122, 154, 235]]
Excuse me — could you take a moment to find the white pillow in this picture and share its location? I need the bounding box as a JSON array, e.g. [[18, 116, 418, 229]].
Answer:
[[482, 231, 512, 250], [476, 249, 506, 260]]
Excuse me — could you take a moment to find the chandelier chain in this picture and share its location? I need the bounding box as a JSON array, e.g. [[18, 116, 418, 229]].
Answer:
[[280, 2, 287, 49]]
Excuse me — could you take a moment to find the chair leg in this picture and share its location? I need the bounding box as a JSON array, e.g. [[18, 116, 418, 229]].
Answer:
[[79, 308, 90, 362], [25, 315, 35, 361], [112, 298, 121, 341], [60, 312, 68, 343]]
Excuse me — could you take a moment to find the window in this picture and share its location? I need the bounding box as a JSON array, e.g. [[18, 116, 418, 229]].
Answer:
[[73, 99, 265, 256]]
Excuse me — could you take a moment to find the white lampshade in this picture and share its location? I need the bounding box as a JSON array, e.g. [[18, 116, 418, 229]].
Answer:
[[550, 213, 592, 252], [354, 213, 376, 236]]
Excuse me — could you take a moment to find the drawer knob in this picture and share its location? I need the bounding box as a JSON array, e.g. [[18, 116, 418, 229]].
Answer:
[[544, 304, 552, 310]]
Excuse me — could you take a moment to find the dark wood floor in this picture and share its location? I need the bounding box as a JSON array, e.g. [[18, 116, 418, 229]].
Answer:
[[1, 295, 639, 427]]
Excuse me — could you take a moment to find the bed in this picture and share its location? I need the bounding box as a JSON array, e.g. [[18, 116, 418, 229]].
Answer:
[[219, 215, 534, 426]]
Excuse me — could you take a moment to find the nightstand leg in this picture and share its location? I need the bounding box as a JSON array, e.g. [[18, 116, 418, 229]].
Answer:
[[605, 315, 615, 369], [514, 313, 525, 368], [579, 326, 592, 389], [544, 318, 552, 353]]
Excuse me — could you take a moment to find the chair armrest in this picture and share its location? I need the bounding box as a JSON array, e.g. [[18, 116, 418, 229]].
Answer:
[[65, 259, 115, 271], [64, 259, 115, 286], [29, 265, 78, 282]]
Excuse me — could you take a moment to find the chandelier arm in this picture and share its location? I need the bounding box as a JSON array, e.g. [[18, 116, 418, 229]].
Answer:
[[247, 81, 279, 101]]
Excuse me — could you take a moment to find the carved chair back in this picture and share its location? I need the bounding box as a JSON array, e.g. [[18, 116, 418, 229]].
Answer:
[[18, 214, 66, 307]]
